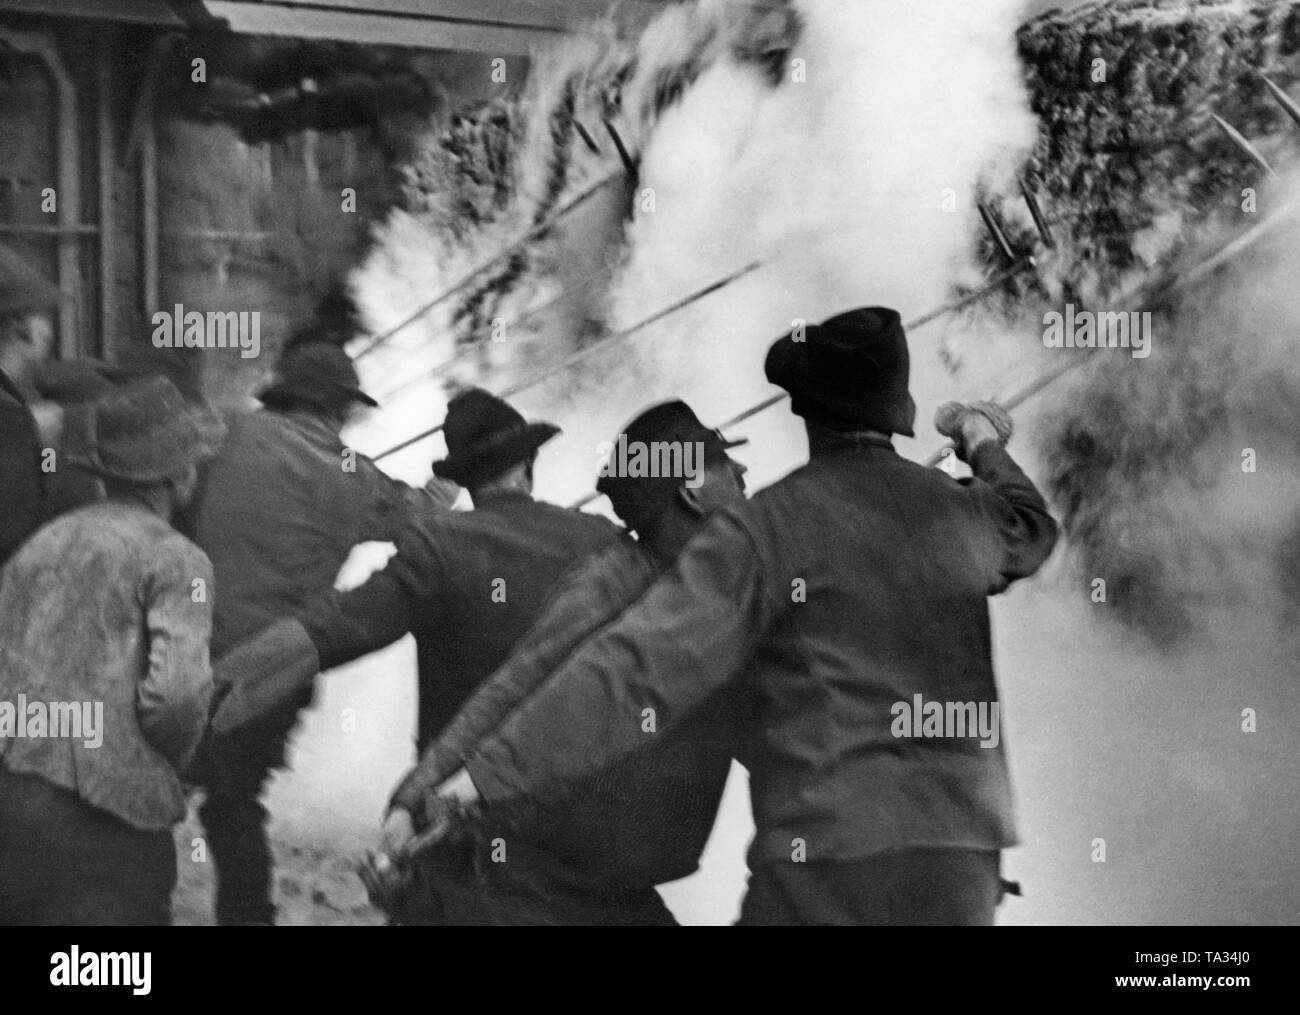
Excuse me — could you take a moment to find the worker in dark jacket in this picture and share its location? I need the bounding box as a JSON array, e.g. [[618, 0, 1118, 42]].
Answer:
[[1, 246, 132, 564], [0, 376, 221, 925], [385, 399, 751, 925], [0, 244, 61, 568], [210, 387, 621, 924], [424, 307, 1059, 925], [187, 336, 453, 926]]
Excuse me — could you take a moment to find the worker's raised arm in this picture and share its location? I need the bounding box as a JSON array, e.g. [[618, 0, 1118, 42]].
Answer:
[[388, 540, 656, 816], [210, 532, 431, 736], [462, 508, 772, 811]]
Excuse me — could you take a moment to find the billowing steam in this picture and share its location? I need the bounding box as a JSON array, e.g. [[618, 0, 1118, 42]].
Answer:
[[225, 0, 1299, 926]]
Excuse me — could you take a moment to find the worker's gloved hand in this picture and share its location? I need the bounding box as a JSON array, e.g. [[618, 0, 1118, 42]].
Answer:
[[28, 400, 65, 447], [418, 771, 482, 847], [934, 401, 1014, 461], [380, 806, 416, 857], [361, 810, 417, 920], [422, 476, 461, 510]]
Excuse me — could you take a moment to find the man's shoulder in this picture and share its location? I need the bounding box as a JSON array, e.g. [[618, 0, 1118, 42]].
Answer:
[[18, 504, 209, 577], [753, 446, 963, 504], [534, 499, 623, 539], [219, 408, 339, 454], [109, 507, 212, 571], [560, 532, 653, 585], [436, 496, 619, 538]]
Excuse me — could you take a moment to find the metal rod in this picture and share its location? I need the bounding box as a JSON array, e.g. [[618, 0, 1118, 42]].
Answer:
[[0, 223, 98, 236], [922, 200, 1300, 467], [1212, 114, 1278, 178], [373, 260, 763, 462], [571, 117, 602, 155], [374, 261, 619, 403], [567, 259, 1036, 510], [978, 201, 1018, 266], [1019, 175, 1055, 249], [1260, 74, 1300, 133], [353, 171, 623, 361], [604, 119, 638, 179], [97, 30, 116, 361]]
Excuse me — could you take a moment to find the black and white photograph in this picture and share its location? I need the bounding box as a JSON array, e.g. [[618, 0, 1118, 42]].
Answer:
[[0, 0, 1293, 987]]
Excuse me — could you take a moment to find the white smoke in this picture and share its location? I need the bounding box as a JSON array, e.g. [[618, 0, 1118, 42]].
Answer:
[[261, 0, 1041, 927], [179, 0, 1300, 927]]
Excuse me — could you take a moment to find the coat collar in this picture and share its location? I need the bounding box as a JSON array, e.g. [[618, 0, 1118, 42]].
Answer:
[[807, 425, 895, 456]]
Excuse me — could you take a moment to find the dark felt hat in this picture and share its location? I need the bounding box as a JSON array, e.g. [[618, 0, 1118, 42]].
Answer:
[[0, 243, 61, 317], [765, 307, 916, 437], [258, 341, 377, 412], [432, 387, 559, 488], [596, 399, 747, 532], [70, 375, 225, 484]]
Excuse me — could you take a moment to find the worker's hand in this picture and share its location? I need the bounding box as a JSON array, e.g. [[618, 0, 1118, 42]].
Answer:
[[437, 767, 482, 808], [380, 806, 416, 857], [413, 769, 483, 848], [422, 476, 462, 510], [934, 401, 1013, 461], [28, 400, 65, 447]]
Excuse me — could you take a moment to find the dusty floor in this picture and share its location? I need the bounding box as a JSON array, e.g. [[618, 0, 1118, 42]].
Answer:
[[171, 799, 385, 926]]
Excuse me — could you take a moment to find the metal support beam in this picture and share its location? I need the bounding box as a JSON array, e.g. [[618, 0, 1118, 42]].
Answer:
[[97, 29, 115, 360], [0, 26, 81, 359]]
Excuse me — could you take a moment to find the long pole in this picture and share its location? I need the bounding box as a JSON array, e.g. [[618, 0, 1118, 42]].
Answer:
[[353, 172, 622, 361], [373, 260, 764, 462], [566, 258, 1035, 509], [921, 200, 1300, 466]]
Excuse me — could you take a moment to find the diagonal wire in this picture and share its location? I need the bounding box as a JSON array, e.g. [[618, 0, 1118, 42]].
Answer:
[[352, 171, 623, 361], [373, 261, 621, 403], [566, 257, 1035, 509], [372, 259, 764, 462]]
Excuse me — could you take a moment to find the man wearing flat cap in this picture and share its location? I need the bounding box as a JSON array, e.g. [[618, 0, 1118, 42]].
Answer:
[[382, 399, 752, 924], [185, 334, 455, 926], [422, 308, 1059, 925], [0, 376, 221, 924], [210, 387, 620, 923]]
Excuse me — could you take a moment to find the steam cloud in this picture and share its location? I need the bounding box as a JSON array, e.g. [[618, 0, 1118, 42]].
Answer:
[[244, 0, 1297, 926]]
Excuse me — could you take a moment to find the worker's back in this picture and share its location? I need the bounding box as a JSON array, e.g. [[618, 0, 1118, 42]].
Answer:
[[193, 408, 412, 656]]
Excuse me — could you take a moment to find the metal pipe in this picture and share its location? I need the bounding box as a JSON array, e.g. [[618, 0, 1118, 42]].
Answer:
[[1019, 175, 1055, 249], [978, 201, 1018, 266], [1260, 74, 1300, 133], [1212, 114, 1278, 178], [0, 27, 81, 358], [97, 30, 115, 361]]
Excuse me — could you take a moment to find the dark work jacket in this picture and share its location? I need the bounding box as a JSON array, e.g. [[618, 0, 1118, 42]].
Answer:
[[466, 439, 1058, 869], [305, 489, 621, 753], [0, 369, 44, 568], [390, 536, 740, 891], [191, 409, 428, 659]]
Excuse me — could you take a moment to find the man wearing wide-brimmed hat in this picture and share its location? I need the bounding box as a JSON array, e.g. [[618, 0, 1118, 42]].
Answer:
[[0, 375, 222, 925], [380, 399, 751, 925], [209, 386, 620, 923], [419, 308, 1059, 926], [185, 333, 454, 927]]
